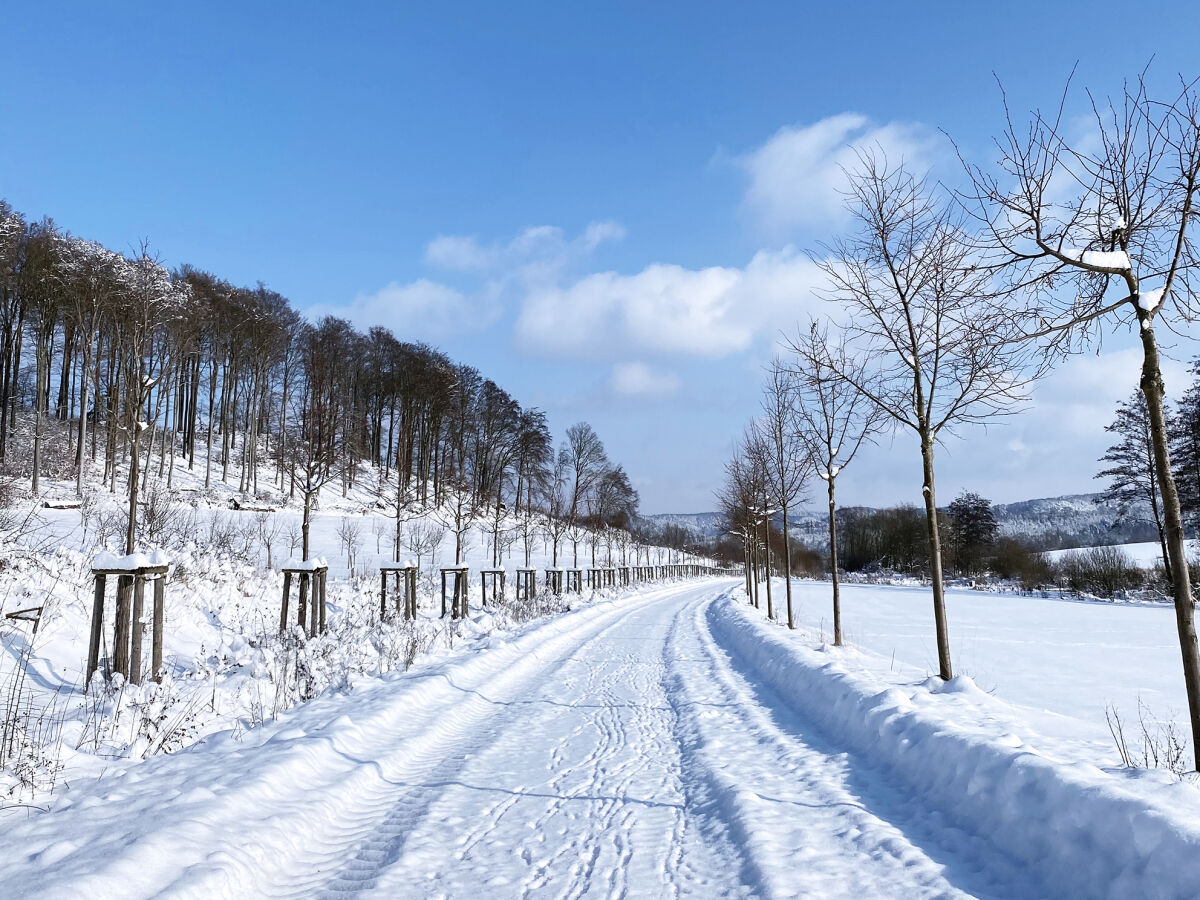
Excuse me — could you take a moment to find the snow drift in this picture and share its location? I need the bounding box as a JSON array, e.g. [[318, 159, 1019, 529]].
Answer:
[[709, 596, 1200, 900]]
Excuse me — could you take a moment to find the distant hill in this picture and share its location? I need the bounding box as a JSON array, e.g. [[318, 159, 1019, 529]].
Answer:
[[647, 492, 1158, 552], [990, 492, 1157, 550], [640, 511, 725, 540]]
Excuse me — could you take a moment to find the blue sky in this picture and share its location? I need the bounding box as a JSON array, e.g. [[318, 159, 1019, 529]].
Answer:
[[4, 2, 1198, 513]]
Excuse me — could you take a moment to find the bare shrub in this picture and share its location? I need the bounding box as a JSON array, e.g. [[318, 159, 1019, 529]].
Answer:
[[1107, 699, 1190, 777], [139, 480, 184, 545], [1058, 546, 1145, 597]]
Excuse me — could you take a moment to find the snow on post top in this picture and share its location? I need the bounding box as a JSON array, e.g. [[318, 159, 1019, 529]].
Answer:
[[281, 557, 329, 572], [92, 549, 172, 572]]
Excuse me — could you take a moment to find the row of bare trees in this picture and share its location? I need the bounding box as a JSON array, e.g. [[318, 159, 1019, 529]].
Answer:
[[720, 71, 1200, 769], [0, 206, 658, 568]]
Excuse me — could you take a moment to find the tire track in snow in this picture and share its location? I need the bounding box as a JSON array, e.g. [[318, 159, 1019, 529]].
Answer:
[[0, 586, 693, 899], [663, 585, 1050, 900], [359, 584, 750, 899], [297, 586, 698, 898]]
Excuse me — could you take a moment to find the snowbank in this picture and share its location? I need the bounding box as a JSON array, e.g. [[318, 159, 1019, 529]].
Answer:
[[709, 596, 1200, 900]]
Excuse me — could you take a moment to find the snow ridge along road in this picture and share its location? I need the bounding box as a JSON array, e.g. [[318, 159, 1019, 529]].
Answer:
[[6, 580, 1056, 899]]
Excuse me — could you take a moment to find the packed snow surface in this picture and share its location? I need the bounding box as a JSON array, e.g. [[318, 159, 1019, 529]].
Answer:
[[4, 580, 1200, 898]]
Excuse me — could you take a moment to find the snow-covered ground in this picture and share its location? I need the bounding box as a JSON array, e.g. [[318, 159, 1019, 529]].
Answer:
[[1043, 539, 1178, 569], [776, 577, 1190, 767], [3, 580, 1198, 899], [0, 457, 696, 804], [6, 451, 1200, 897]]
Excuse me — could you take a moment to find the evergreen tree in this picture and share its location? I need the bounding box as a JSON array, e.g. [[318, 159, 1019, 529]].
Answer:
[[946, 491, 997, 575], [1097, 391, 1170, 581], [1170, 359, 1200, 530]]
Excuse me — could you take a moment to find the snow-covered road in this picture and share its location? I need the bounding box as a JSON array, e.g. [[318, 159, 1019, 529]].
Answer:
[[4, 581, 1051, 899]]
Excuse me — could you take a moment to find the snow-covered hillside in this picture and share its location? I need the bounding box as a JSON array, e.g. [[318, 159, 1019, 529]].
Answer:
[[654, 492, 1159, 551], [0, 448, 703, 806]]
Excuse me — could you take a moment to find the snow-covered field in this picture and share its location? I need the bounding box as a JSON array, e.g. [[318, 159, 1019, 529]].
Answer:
[[3, 580, 1199, 899], [783, 577, 1190, 766], [1043, 540, 1177, 569]]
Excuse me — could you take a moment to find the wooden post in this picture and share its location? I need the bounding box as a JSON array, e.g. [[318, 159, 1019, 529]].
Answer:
[[113, 574, 134, 680], [406, 568, 417, 620], [381, 571, 388, 622], [281, 570, 292, 633], [297, 573, 309, 630], [317, 570, 327, 634], [458, 570, 468, 618], [310, 571, 320, 636], [152, 575, 165, 683], [87, 574, 106, 683], [129, 576, 146, 685], [441, 570, 448, 617]]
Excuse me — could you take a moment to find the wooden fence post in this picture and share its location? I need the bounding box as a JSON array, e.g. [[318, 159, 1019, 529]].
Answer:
[[281, 570, 292, 633], [152, 575, 165, 683], [297, 573, 308, 631], [87, 574, 106, 684], [318, 569, 327, 634], [113, 574, 134, 680], [129, 576, 146, 685]]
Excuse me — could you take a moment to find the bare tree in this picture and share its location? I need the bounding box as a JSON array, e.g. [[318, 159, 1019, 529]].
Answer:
[[433, 474, 481, 565], [758, 360, 809, 628], [255, 511, 285, 569], [118, 247, 185, 553], [717, 437, 767, 608], [563, 422, 609, 530], [961, 72, 1200, 765], [61, 238, 122, 497], [786, 320, 883, 645], [817, 155, 1041, 680], [405, 520, 445, 573], [544, 450, 572, 566]]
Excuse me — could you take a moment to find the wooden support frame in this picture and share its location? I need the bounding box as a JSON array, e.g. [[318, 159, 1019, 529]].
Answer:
[[515, 568, 537, 603], [88, 562, 170, 686], [565, 568, 582, 593], [480, 569, 506, 607], [440, 566, 469, 619], [280, 563, 330, 638], [380, 564, 419, 621]]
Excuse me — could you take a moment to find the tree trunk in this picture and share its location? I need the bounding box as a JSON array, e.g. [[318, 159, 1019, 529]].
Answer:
[[920, 432, 952, 680], [127, 415, 141, 555], [828, 476, 843, 646], [302, 490, 312, 561], [781, 501, 794, 628], [76, 317, 98, 497], [763, 514, 774, 620], [1139, 319, 1200, 770]]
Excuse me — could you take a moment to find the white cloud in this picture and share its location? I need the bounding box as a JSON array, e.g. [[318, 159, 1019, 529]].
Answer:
[[311, 278, 497, 341], [424, 235, 495, 271], [739, 113, 941, 237], [424, 221, 625, 275], [583, 221, 627, 249], [515, 247, 827, 358], [610, 362, 681, 397]]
